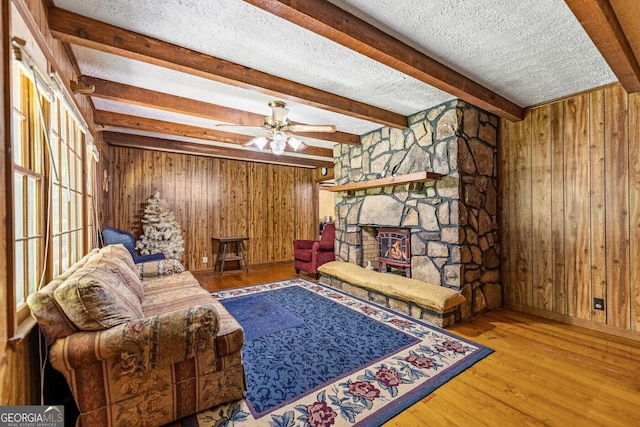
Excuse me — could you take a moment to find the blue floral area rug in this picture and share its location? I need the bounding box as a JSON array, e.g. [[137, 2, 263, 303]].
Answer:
[[181, 278, 493, 427]]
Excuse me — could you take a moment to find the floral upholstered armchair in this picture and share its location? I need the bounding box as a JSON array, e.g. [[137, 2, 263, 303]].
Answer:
[[293, 223, 336, 278]]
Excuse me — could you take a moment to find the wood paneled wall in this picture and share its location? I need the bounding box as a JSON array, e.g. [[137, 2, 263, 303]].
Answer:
[[106, 146, 318, 271], [499, 82, 640, 337]]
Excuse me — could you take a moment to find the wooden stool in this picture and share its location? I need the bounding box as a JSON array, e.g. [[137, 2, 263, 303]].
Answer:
[[212, 236, 249, 273]]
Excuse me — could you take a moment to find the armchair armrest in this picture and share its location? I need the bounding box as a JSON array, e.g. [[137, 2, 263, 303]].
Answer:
[[51, 304, 220, 373], [313, 241, 334, 251], [294, 239, 316, 250], [134, 252, 166, 263]]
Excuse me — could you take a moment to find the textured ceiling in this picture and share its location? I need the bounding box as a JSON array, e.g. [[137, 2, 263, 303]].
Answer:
[[50, 0, 628, 167]]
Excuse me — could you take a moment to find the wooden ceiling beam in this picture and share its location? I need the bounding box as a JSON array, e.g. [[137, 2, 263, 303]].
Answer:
[[93, 110, 334, 158], [81, 76, 265, 124], [79, 75, 361, 145], [48, 7, 407, 129], [564, 0, 640, 93], [102, 131, 333, 168], [245, 0, 525, 121]]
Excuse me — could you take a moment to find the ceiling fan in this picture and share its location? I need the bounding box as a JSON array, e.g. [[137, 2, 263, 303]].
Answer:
[[220, 101, 336, 155]]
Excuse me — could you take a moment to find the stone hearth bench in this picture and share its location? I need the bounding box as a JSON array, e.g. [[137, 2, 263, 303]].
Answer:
[[318, 261, 466, 327]]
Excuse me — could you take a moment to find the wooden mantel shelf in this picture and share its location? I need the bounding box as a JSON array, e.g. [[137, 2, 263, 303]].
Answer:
[[327, 171, 442, 193]]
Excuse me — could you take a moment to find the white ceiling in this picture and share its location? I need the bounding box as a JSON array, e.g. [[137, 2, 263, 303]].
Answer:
[[52, 0, 619, 167]]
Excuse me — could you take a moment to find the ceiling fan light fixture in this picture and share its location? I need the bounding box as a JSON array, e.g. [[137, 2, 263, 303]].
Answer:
[[269, 100, 289, 124], [271, 131, 287, 155], [274, 130, 287, 142], [288, 136, 303, 151], [230, 100, 336, 156], [252, 136, 268, 150]]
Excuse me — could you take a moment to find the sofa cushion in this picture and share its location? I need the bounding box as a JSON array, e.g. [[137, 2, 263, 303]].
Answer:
[[140, 272, 244, 356], [100, 244, 139, 274], [26, 279, 79, 345], [54, 267, 144, 331], [318, 261, 466, 312], [85, 248, 144, 302], [137, 259, 185, 279], [26, 249, 99, 345], [141, 272, 207, 316]]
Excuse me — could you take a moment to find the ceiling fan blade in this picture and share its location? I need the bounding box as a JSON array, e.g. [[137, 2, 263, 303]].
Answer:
[[212, 123, 262, 129], [289, 124, 336, 133]]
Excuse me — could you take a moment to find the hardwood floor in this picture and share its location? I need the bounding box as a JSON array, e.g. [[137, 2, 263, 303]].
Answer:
[[192, 262, 301, 291], [193, 263, 640, 426]]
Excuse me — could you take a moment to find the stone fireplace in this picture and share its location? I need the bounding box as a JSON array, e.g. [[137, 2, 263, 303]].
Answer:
[[333, 99, 501, 319]]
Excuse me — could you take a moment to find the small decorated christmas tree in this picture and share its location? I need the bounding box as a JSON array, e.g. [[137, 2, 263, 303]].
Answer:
[[135, 192, 184, 260]]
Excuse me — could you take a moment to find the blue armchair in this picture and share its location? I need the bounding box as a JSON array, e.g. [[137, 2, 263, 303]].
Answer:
[[101, 227, 166, 264]]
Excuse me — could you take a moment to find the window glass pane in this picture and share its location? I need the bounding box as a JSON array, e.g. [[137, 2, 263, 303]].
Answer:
[[76, 193, 81, 229], [11, 63, 21, 105], [75, 128, 82, 152], [76, 155, 82, 191], [61, 190, 68, 231], [12, 72, 27, 167], [77, 192, 83, 227], [87, 169, 96, 196], [69, 232, 76, 264], [51, 99, 59, 134], [61, 233, 69, 271], [32, 97, 45, 174], [68, 153, 75, 189], [27, 177, 38, 235], [28, 239, 39, 294], [68, 194, 75, 230], [53, 235, 60, 278], [73, 193, 78, 229], [51, 138, 60, 184], [28, 96, 43, 174], [60, 110, 67, 141], [71, 230, 82, 259], [14, 241, 24, 306], [86, 160, 94, 196], [14, 173, 24, 238], [69, 123, 75, 150], [52, 185, 60, 234], [61, 150, 68, 185], [11, 113, 24, 166]]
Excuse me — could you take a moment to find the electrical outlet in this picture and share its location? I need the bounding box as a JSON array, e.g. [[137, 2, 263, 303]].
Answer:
[[202, 256, 208, 264], [593, 298, 605, 311]]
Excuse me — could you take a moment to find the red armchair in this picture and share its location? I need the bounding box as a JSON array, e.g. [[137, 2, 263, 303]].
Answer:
[[293, 223, 336, 278]]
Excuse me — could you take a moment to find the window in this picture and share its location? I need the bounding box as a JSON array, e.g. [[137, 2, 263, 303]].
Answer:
[[11, 61, 46, 322], [10, 43, 95, 326], [85, 143, 97, 250], [51, 95, 86, 277]]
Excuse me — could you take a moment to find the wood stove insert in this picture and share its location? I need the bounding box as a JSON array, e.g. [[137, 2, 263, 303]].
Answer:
[[377, 228, 411, 277]]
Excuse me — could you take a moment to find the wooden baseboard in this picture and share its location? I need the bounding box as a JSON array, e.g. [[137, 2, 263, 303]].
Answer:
[[504, 303, 640, 342]]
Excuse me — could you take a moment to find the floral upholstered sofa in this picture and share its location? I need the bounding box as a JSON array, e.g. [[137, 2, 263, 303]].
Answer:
[[27, 244, 245, 427]]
